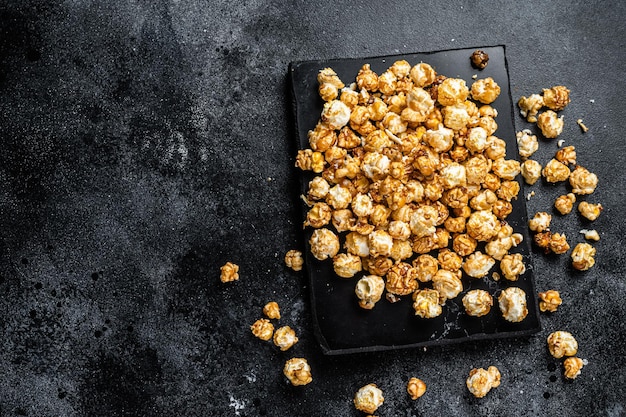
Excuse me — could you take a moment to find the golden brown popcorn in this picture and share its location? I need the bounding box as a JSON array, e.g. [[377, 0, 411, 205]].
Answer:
[[250, 318, 274, 341], [386, 93, 408, 114], [354, 384, 384, 414], [377, 70, 397, 95], [326, 184, 353, 210], [492, 158, 521, 180], [382, 112, 407, 135], [432, 269, 463, 303], [220, 262, 240, 283], [340, 87, 359, 109], [283, 358, 312, 386], [385, 262, 419, 296], [442, 103, 471, 131], [580, 229, 600, 241], [500, 253, 526, 281], [555, 145, 577, 166], [331, 209, 356, 232], [466, 210, 501, 241], [437, 78, 469, 106], [307, 176, 330, 200], [537, 110, 564, 138], [452, 233, 477, 257], [464, 127, 488, 154], [464, 154, 491, 185], [412, 288, 443, 318], [412, 254, 439, 283], [542, 85, 571, 111], [538, 290, 562, 313], [356, 64, 379, 92], [332, 253, 362, 278], [492, 200, 513, 220], [305, 202, 332, 228], [296, 149, 322, 173], [318, 82, 339, 101], [361, 151, 391, 181], [549, 232, 571, 255], [533, 231, 552, 252], [469, 189, 497, 211], [563, 357, 585, 380], [309, 228, 340, 261], [462, 251, 495, 278], [547, 331, 578, 358], [388, 220, 412, 241], [555, 193, 576, 215], [410, 62, 437, 87], [485, 135, 507, 160], [350, 194, 373, 218], [390, 60, 412, 78], [445, 216, 467, 234], [406, 87, 435, 122], [363, 256, 393, 277], [355, 274, 386, 309], [407, 377, 427, 400], [569, 166, 598, 195], [284, 250, 304, 272], [571, 242, 596, 271], [308, 122, 337, 152], [368, 229, 394, 258], [518, 94, 544, 122], [344, 232, 370, 258], [470, 77, 501, 104], [422, 124, 454, 153], [317, 67, 345, 89], [410, 205, 439, 238], [437, 248, 463, 272], [462, 289, 493, 317], [390, 239, 413, 262], [578, 201, 603, 221], [273, 326, 299, 351], [497, 287, 527, 323], [516, 129, 539, 159], [467, 366, 501, 398], [263, 301, 281, 319], [485, 225, 523, 260], [542, 158, 570, 183], [528, 212, 552, 233], [521, 159, 542, 185]]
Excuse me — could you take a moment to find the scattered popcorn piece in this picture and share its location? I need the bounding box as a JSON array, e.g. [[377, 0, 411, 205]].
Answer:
[[354, 384, 385, 414], [521, 160, 542, 185], [407, 377, 427, 400], [273, 326, 299, 351], [355, 275, 386, 309], [500, 253, 526, 281], [571, 242, 596, 271], [466, 366, 501, 398], [542, 159, 570, 183], [518, 94, 544, 123], [555, 146, 577, 166], [498, 287, 528, 322], [549, 232, 570, 255], [577, 119, 589, 133], [333, 252, 363, 278], [412, 288, 443, 318], [516, 129, 539, 159], [547, 331, 578, 358], [580, 229, 600, 241], [470, 49, 490, 69], [470, 77, 501, 104], [542, 86, 571, 111], [528, 212, 552, 233], [537, 110, 564, 138], [538, 290, 562, 313], [250, 318, 274, 341], [220, 262, 240, 283], [263, 301, 281, 319], [462, 289, 493, 317], [563, 357, 585, 380], [526, 191, 535, 200], [569, 166, 598, 195], [558, 139, 565, 147], [283, 358, 312, 386], [462, 251, 495, 278], [554, 193, 576, 215], [578, 202, 603, 221]]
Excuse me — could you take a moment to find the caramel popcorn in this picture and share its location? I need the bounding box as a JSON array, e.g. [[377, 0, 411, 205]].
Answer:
[[390, 59, 412, 78], [538, 290, 562, 313], [273, 326, 299, 351], [516, 129, 539, 159], [333, 253, 362, 278], [220, 262, 240, 283], [355, 275, 385, 309], [356, 64, 379, 92], [492, 158, 521, 180], [467, 210, 501, 241], [412, 254, 439, 282], [432, 269, 463, 303], [283, 358, 312, 386], [463, 251, 495, 278], [309, 228, 340, 261], [498, 287, 528, 322], [423, 124, 454, 153], [542, 86, 571, 111], [407, 377, 427, 400], [518, 94, 544, 123], [344, 232, 370, 257], [412, 288, 442, 318], [452, 233, 477, 257], [500, 253, 526, 281], [471, 77, 500, 104], [563, 357, 585, 380], [263, 301, 281, 319], [555, 145, 577, 166], [318, 67, 345, 89], [308, 122, 337, 152], [305, 202, 332, 228], [462, 289, 493, 317], [528, 211, 552, 233], [385, 262, 419, 296], [549, 232, 570, 255], [354, 384, 384, 414], [571, 242, 596, 271], [547, 331, 578, 358], [437, 78, 469, 106], [368, 229, 394, 258], [542, 159, 570, 183], [410, 62, 436, 87], [466, 366, 501, 398], [578, 201, 603, 221], [555, 193, 576, 215], [569, 166, 598, 195], [437, 248, 463, 271], [537, 110, 564, 138], [250, 318, 274, 341]]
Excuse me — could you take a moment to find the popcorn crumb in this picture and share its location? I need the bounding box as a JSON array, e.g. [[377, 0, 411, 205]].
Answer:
[[577, 119, 589, 133], [558, 139, 565, 147], [579, 229, 600, 241], [526, 191, 535, 200]]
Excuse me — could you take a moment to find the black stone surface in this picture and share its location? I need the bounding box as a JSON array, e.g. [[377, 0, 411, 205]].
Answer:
[[0, 1, 625, 416]]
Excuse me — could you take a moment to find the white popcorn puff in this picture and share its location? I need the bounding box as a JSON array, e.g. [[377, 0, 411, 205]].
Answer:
[[466, 366, 501, 398], [462, 289, 493, 317], [442, 103, 470, 131], [547, 331, 578, 358], [361, 152, 391, 181], [388, 220, 412, 240], [437, 78, 469, 106], [516, 129, 539, 158], [498, 287, 528, 322], [423, 124, 454, 153], [571, 242, 596, 271], [406, 87, 435, 122], [321, 99, 351, 130], [466, 126, 489, 154], [351, 193, 374, 217], [412, 289, 443, 318], [354, 383, 384, 414], [355, 275, 385, 309], [439, 162, 467, 189], [518, 93, 544, 122], [432, 269, 463, 302], [409, 62, 436, 87], [410, 205, 439, 238]]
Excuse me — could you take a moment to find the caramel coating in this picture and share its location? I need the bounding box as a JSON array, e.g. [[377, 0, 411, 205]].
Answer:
[[407, 377, 427, 400], [466, 366, 501, 398], [263, 301, 281, 319], [220, 262, 240, 283], [283, 358, 312, 386], [547, 331, 578, 359], [538, 290, 562, 313], [354, 384, 384, 414]]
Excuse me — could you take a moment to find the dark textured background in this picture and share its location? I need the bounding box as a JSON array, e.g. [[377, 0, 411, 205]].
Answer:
[[0, 1, 625, 416]]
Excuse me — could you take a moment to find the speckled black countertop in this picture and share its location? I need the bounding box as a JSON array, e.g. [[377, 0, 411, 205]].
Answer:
[[1, 1, 625, 416]]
